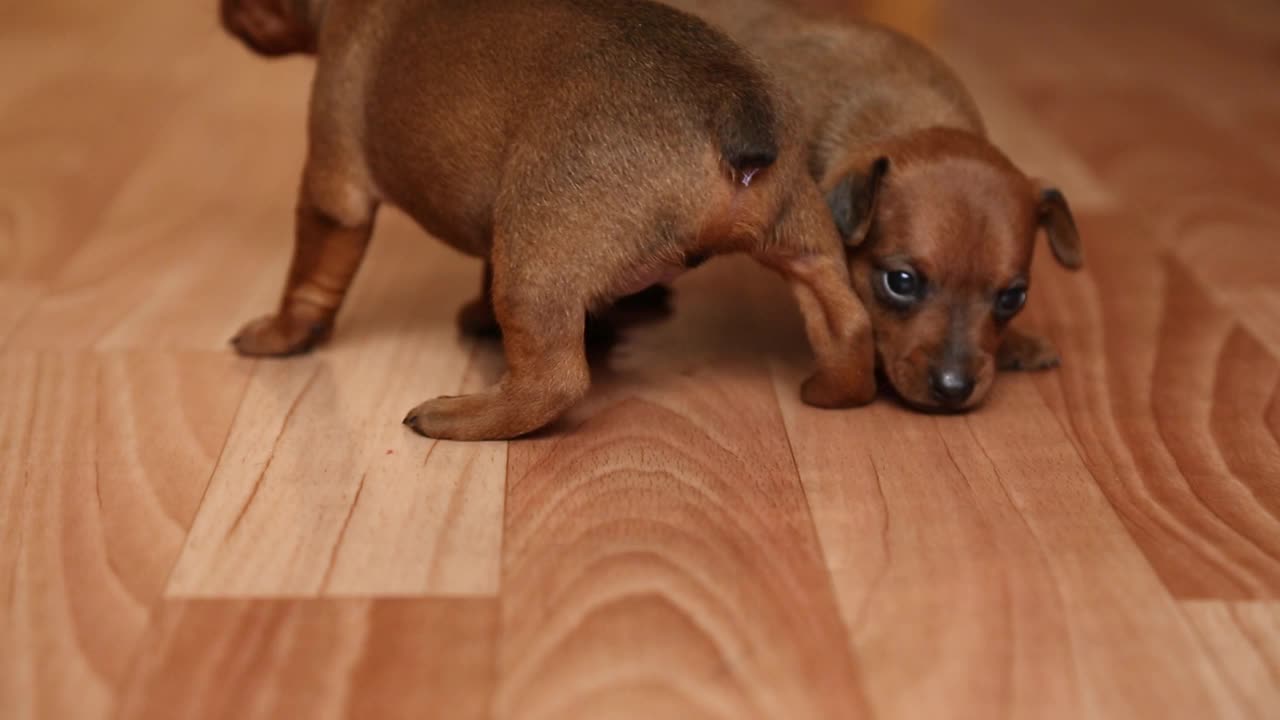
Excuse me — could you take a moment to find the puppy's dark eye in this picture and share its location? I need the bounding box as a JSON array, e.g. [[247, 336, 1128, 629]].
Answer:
[[995, 286, 1027, 318], [878, 269, 922, 308]]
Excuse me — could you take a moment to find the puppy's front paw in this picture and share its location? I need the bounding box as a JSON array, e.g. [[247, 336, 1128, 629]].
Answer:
[[801, 370, 876, 409], [997, 330, 1061, 371], [231, 314, 331, 357]]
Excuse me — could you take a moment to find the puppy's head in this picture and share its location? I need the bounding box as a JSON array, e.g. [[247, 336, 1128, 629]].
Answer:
[[220, 0, 317, 56], [825, 127, 1081, 412]]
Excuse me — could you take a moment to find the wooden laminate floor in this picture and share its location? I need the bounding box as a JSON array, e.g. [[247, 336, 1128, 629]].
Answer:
[[3, 0, 1279, 718]]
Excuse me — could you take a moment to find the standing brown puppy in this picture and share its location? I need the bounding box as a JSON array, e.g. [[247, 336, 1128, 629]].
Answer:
[[667, 0, 1084, 412], [221, 0, 875, 440]]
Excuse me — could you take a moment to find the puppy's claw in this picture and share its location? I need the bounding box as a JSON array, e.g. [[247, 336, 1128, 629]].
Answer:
[[403, 410, 433, 439], [403, 396, 475, 440]]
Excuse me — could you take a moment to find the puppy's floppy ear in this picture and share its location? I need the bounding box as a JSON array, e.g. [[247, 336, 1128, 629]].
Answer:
[[220, 0, 315, 57], [1035, 184, 1083, 269], [827, 156, 889, 248]]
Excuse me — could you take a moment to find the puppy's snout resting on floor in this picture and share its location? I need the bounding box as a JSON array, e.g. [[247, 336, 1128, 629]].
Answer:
[[829, 134, 1081, 412], [667, 0, 1084, 412], [221, 0, 875, 440]]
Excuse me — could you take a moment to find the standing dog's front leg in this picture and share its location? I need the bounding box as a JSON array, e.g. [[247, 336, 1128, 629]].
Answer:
[[772, 253, 877, 408], [233, 184, 378, 356]]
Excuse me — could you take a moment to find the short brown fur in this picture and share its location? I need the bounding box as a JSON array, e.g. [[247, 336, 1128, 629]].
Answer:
[[667, 0, 1084, 411], [221, 0, 875, 440]]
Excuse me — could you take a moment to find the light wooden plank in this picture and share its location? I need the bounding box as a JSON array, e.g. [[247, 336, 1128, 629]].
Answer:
[[166, 214, 506, 597], [0, 72, 177, 343], [117, 598, 498, 720], [1182, 601, 1280, 720], [319, 340, 507, 595], [2, 54, 309, 351], [497, 260, 871, 720], [0, 0, 231, 349], [0, 352, 249, 720]]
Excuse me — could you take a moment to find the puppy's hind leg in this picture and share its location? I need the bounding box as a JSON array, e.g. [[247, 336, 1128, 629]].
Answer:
[[404, 241, 592, 441]]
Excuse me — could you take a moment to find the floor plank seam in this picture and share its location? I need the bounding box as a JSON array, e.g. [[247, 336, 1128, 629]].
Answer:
[[843, 451, 892, 643], [953, 417, 1090, 708]]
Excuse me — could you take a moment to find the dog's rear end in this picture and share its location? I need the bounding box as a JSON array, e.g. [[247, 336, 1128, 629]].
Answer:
[[219, 0, 875, 439]]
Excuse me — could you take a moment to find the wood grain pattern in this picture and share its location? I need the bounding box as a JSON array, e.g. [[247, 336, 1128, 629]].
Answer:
[[4, 0, 1280, 717], [1025, 216, 1280, 599], [773, 379, 1083, 719], [0, 0, 232, 349], [938, 0, 1280, 600], [0, 353, 248, 720], [2, 54, 306, 351], [498, 262, 870, 720], [1, 3, 507, 597], [1182, 602, 1280, 720], [167, 216, 507, 597], [772, 362, 1242, 719], [117, 598, 498, 720]]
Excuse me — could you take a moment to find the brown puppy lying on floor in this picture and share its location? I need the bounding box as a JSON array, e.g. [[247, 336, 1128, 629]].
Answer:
[[221, 0, 875, 440], [667, 0, 1084, 412]]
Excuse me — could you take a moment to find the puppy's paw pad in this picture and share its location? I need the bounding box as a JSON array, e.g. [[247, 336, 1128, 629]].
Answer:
[[231, 314, 329, 357]]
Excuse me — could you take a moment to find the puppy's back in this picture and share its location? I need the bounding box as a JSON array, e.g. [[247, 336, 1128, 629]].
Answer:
[[564, 0, 782, 173], [334, 0, 787, 244]]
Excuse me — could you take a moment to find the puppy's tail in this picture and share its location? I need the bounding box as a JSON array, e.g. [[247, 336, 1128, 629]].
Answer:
[[713, 88, 780, 181]]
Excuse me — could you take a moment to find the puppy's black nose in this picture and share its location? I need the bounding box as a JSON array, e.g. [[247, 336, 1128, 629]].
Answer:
[[930, 367, 975, 405]]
